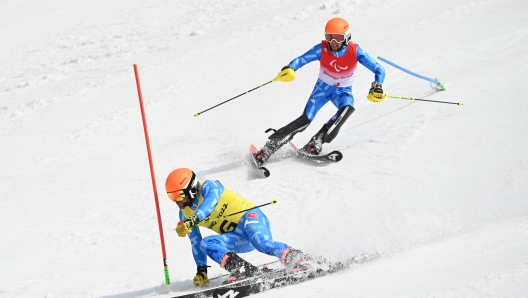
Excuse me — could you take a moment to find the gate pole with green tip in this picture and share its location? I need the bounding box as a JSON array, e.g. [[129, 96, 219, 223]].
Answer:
[[377, 56, 445, 91], [133, 64, 171, 293]]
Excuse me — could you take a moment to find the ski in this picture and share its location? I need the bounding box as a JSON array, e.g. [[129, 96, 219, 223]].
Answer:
[[169, 277, 261, 298], [171, 252, 381, 298], [290, 142, 343, 163], [212, 258, 358, 298], [212, 268, 317, 298], [207, 260, 280, 282], [249, 144, 270, 177], [170, 268, 286, 298]]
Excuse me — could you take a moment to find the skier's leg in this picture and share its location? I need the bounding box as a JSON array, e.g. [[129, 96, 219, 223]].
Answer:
[[201, 233, 254, 264], [237, 208, 289, 258], [256, 80, 329, 163], [302, 79, 333, 121], [234, 209, 315, 272], [302, 88, 354, 153], [268, 115, 310, 143], [202, 233, 261, 280], [323, 89, 355, 143], [256, 114, 311, 164], [322, 104, 355, 143]]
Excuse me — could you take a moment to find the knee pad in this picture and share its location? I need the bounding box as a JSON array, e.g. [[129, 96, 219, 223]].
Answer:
[[323, 105, 355, 143]]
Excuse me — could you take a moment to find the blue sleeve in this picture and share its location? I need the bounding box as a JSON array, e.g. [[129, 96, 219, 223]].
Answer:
[[188, 226, 207, 266], [288, 44, 322, 71], [179, 210, 207, 266], [181, 180, 224, 267], [194, 180, 223, 221], [356, 45, 385, 83]]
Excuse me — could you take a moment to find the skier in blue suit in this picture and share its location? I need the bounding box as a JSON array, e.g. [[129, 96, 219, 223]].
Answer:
[[255, 17, 386, 164], [166, 168, 312, 286]]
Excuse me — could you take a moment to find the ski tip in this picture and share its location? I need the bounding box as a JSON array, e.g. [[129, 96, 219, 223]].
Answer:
[[327, 151, 343, 162], [260, 167, 270, 177]]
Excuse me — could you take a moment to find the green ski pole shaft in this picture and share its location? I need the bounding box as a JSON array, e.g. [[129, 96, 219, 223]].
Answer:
[[194, 80, 273, 117]]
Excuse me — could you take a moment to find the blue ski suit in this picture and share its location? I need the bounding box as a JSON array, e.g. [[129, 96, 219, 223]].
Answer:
[[288, 42, 385, 121], [179, 180, 289, 267]]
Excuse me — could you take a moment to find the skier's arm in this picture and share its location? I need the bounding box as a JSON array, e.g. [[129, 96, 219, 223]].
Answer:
[[357, 46, 385, 83], [194, 180, 223, 221], [287, 44, 322, 71], [178, 181, 223, 267], [179, 210, 207, 266], [176, 180, 222, 237]]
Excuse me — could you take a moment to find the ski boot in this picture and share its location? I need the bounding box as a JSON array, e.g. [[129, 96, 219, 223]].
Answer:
[[281, 248, 315, 272], [221, 252, 261, 284], [255, 140, 279, 165], [281, 248, 332, 279], [301, 134, 323, 155]]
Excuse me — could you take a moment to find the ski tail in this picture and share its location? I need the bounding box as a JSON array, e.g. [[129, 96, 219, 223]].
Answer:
[[249, 144, 270, 177]]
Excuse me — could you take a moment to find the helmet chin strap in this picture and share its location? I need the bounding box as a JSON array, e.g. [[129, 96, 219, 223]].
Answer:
[[186, 181, 200, 207]]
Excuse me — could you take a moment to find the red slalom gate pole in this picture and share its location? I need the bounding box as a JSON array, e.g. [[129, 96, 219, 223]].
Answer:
[[133, 64, 171, 292]]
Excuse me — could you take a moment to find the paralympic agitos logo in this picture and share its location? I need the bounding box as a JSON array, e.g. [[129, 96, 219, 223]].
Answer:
[[330, 60, 348, 72]]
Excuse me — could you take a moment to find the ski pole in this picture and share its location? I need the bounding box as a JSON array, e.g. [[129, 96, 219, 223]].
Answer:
[[200, 200, 277, 224], [194, 68, 296, 117], [377, 56, 446, 91], [387, 94, 463, 106], [194, 80, 273, 117]]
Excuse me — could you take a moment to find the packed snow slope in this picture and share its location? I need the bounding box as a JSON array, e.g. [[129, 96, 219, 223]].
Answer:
[[1, 0, 527, 297]]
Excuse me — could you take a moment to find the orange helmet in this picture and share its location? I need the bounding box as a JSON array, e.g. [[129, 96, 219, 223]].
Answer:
[[165, 168, 198, 201], [324, 17, 351, 49], [325, 17, 349, 34]]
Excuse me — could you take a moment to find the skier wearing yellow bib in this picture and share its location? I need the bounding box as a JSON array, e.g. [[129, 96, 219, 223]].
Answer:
[[165, 168, 309, 286]]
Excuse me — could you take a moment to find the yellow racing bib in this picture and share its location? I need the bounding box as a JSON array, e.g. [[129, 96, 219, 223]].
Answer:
[[181, 183, 255, 234]]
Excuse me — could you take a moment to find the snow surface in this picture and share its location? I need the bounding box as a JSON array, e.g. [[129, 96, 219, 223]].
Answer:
[[1, 0, 528, 297]]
